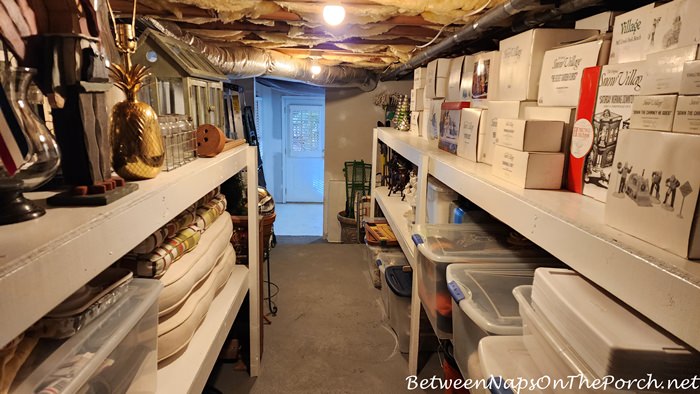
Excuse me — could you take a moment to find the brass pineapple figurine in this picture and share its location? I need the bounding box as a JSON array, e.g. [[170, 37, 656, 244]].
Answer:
[[108, 62, 164, 180]]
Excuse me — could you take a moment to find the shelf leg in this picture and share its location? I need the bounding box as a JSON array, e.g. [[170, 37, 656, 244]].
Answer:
[[408, 266, 421, 375], [370, 129, 379, 218], [247, 146, 262, 377]]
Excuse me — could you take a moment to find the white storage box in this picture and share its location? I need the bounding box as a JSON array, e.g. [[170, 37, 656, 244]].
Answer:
[[680, 60, 700, 95], [412, 223, 552, 339], [472, 51, 500, 101], [673, 95, 700, 134], [531, 268, 700, 380], [13, 279, 161, 393], [413, 67, 426, 89], [495, 119, 564, 152], [447, 56, 470, 102], [478, 336, 551, 394], [426, 176, 458, 224], [377, 251, 409, 318], [645, 0, 700, 56], [426, 98, 445, 141], [629, 94, 678, 131], [480, 101, 537, 164], [447, 264, 540, 379], [438, 102, 470, 154], [575, 11, 618, 33], [609, 3, 655, 64], [523, 105, 577, 186], [492, 145, 565, 189], [410, 111, 422, 136], [410, 89, 424, 111], [426, 58, 451, 98], [456, 108, 486, 162], [498, 28, 599, 101], [642, 44, 699, 95]]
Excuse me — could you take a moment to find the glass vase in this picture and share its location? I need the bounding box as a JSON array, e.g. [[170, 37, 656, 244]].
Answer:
[[0, 67, 61, 225]]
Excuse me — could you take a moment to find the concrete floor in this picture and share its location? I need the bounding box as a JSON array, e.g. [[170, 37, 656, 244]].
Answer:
[[210, 238, 443, 393]]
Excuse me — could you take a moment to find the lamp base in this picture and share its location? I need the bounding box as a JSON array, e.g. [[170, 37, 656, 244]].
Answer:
[[0, 179, 45, 225]]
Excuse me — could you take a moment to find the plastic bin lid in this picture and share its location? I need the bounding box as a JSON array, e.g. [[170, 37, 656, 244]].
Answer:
[[385, 266, 412, 297], [446, 264, 537, 335], [412, 223, 552, 264], [478, 336, 550, 394], [427, 176, 456, 194], [377, 251, 409, 267]]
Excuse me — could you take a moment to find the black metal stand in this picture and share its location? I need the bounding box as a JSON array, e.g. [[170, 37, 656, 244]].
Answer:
[[265, 232, 278, 316]]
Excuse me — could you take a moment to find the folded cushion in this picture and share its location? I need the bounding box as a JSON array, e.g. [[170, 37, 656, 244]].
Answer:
[[131, 205, 197, 254], [195, 194, 227, 231], [157, 245, 235, 362], [158, 214, 233, 316], [120, 224, 202, 278]]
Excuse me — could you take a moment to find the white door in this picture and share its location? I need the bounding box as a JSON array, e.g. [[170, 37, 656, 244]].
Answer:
[[282, 97, 325, 203]]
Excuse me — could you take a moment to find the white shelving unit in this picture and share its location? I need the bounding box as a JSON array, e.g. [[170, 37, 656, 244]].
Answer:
[[370, 127, 700, 372], [0, 145, 261, 387], [373, 187, 417, 266]]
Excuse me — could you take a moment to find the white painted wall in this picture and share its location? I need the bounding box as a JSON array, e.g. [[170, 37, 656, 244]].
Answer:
[[323, 80, 413, 241]]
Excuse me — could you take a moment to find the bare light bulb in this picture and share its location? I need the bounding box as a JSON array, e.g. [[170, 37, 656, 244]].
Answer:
[[311, 64, 322, 75], [323, 5, 345, 26]]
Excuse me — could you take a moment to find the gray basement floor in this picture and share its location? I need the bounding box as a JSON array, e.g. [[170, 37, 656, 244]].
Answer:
[[211, 237, 443, 393]]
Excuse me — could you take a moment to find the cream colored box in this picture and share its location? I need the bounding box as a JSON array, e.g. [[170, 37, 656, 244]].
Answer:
[[447, 56, 474, 102], [425, 99, 445, 141], [680, 60, 700, 95], [609, 3, 654, 64], [479, 101, 537, 164], [646, 0, 700, 55], [498, 28, 599, 101], [575, 11, 619, 33], [413, 67, 426, 89], [538, 39, 611, 107], [410, 111, 422, 136], [456, 108, 485, 162], [673, 96, 700, 134], [410, 89, 425, 111], [426, 58, 451, 98], [642, 44, 699, 95], [495, 119, 564, 152], [523, 106, 576, 186], [492, 145, 565, 189], [472, 51, 499, 101], [630, 95, 678, 131]]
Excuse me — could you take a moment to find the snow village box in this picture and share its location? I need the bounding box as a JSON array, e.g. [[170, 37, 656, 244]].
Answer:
[[568, 61, 646, 202], [426, 58, 451, 98], [680, 60, 700, 95], [609, 3, 654, 64], [495, 119, 564, 152], [479, 101, 537, 165], [605, 129, 700, 258], [472, 51, 499, 101], [523, 106, 576, 187], [673, 96, 700, 134], [456, 108, 486, 162], [575, 11, 619, 33], [410, 89, 424, 111], [630, 95, 678, 131], [438, 102, 470, 154], [642, 44, 698, 95], [498, 28, 599, 101], [410, 111, 422, 137], [447, 56, 474, 102], [425, 98, 445, 142], [414, 67, 426, 88], [644, 0, 700, 56], [538, 38, 611, 107], [492, 145, 565, 189]]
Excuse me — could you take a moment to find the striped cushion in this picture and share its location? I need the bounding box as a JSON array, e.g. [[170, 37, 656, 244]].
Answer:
[[121, 225, 201, 278], [194, 194, 227, 231], [131, 205, 197, 255]]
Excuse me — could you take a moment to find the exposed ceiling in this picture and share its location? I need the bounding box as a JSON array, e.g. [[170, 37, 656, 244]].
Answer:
[[112, 0, 510, 70]]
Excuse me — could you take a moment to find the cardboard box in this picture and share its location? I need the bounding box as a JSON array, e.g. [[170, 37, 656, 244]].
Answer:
[[642, 44, 699, 95], [480, 101, 537, 164], [456, 108, 485, 162], [438, 102, 470, 154], [447, 56, 474, 102], [496, 118, 564, 152], [680, 60, 700, 95], [538, 39, 611, 107], [410, 89, 425, 111], [645, 0, 700, 55], [410, 111, 422, 137], [414, 67, 426, 89], [426, 58, 451, 98], [425, 98, 445, 141], [609, 3, 655, 64], [605, 129, 700, 258], [498, 28, 600, 101], [630, 95, 678, 131], [472, 51, 500, 101], [575, 11, 619, 33], [568, 61, 646, 202], [523, 106, 577, 187], [673, 95, 700, 134], [492, 145, 565, 189]]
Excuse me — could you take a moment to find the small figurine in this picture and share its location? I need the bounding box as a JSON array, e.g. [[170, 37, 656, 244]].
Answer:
[[663, 175, 681, 210], [616, 161, 632, 195], [650, 170, 662, 203]]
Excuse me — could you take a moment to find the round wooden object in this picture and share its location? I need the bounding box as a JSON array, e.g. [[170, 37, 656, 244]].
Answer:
[[196, 124, 226, 157]]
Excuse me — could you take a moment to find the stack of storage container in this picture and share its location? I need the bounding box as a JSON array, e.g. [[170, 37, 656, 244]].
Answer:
[[363, 221, 401, 289]]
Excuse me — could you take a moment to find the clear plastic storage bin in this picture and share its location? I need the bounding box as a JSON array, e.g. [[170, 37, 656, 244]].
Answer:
[[478, 336, 553, 394], [446, 264, 541, 379], [412, 223, 553, 339], [385, 265, 412, 353], [365, 242, 400, 289], [13, 279, 162, 393], [377, 251, 409, 317]]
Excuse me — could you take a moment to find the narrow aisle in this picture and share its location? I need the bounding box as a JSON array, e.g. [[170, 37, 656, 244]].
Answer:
[[215, 237, 441, 393]]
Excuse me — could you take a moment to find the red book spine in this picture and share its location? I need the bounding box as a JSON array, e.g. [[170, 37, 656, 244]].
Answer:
[[568, 66, 602, 194]]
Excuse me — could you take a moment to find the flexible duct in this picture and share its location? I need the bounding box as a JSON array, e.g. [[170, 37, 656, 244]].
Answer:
[[141, 18, 379, 91], [381, 0, 604, 80]]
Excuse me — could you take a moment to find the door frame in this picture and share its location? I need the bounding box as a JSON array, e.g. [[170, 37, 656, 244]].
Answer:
[[280, 95, 325, 203]]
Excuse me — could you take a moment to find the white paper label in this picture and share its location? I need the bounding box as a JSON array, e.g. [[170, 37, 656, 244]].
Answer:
[[571, 119, 594, 159]]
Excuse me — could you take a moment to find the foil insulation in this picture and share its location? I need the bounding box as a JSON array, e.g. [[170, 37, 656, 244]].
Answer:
[[142, 18, 378, 91]]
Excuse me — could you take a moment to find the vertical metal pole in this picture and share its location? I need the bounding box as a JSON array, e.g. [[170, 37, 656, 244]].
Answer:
[[247, 146, 261, 377]]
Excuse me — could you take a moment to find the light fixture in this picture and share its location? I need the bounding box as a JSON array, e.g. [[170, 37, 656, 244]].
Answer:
[[323, 4, 345, 26], [311, 64, 322, 75]]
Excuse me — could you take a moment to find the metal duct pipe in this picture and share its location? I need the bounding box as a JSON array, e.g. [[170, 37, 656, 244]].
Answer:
[[141, 18, 379, 91], [381, 0, 603, 80]]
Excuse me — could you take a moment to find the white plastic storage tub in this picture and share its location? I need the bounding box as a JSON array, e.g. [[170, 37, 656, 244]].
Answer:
[[377, 251, 409, 318], [426, 176, 458, 224], [530, 268, 700, 381], [446, 264, 541, 379], [412, 223, 553, 339], [478, 336, 553, 394], [13, 279, 161, 393], [385, 265, 412, 353]]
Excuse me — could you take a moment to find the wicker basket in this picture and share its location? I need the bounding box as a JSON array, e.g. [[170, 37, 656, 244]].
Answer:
[[337, 211, 359, 244]]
